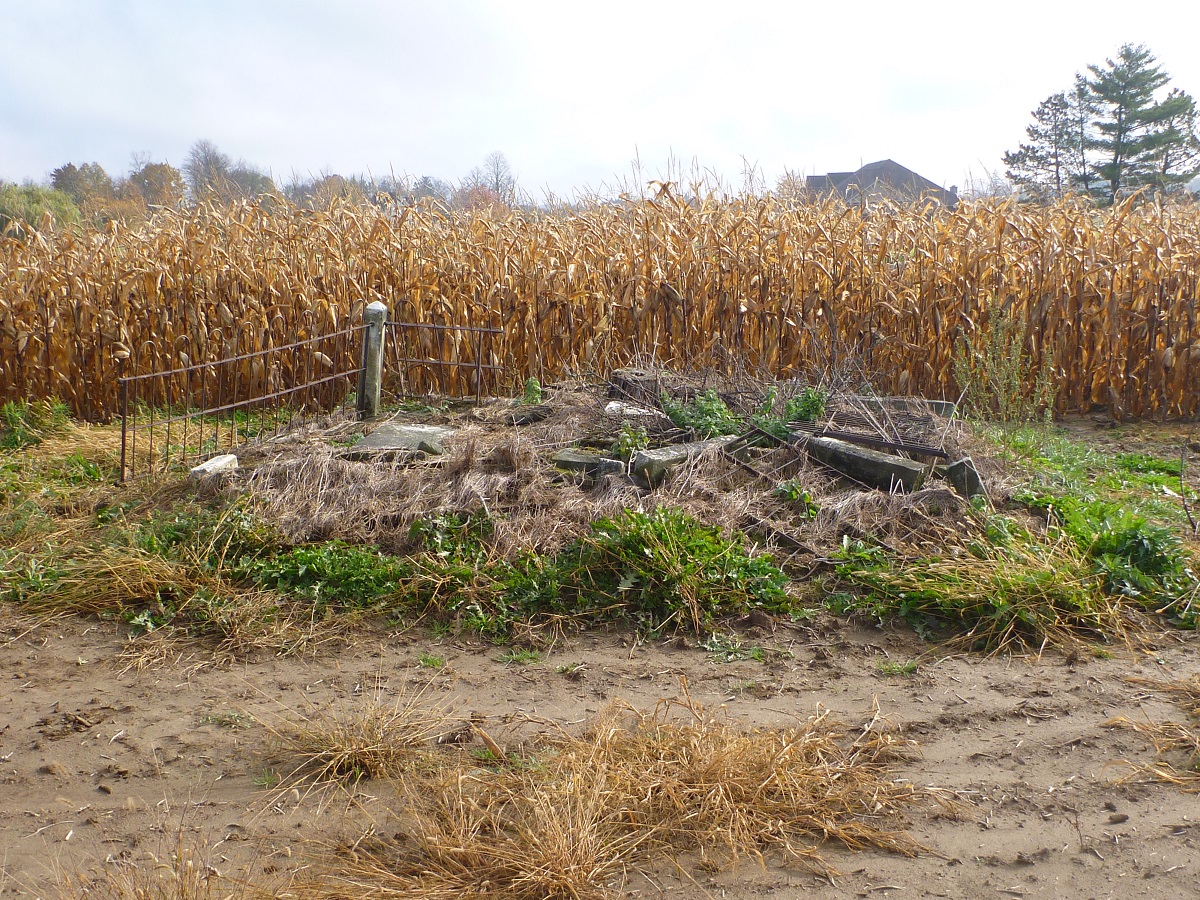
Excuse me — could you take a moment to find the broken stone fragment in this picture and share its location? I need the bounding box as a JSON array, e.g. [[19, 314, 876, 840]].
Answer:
[[552, 448, 625, 479], [188, 454, 238, 484], [938, 456, 985, 499], [803, 436, 926, 492], [603, 400, 658, 418], [630, 437, 737, 488]]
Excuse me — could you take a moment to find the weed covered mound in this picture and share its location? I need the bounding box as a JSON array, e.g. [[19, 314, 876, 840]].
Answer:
[[319, 691, 929, 898], [402, 507, 792, 636]]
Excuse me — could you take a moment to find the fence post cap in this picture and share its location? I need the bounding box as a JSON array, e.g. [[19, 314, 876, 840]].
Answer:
[[366, 301, 388, 314]]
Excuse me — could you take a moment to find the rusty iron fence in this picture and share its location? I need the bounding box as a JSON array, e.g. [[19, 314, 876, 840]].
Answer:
[[118, 325, 365, 481], [384, 319, 507, 403]]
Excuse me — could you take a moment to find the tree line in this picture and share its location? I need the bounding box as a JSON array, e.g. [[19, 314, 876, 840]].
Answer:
[[1004, 44, 1200, 203], [0, 142, 521, 235]]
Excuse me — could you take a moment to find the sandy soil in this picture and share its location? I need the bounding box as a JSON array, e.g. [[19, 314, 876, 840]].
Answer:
[[4, 608, 1200, 899]]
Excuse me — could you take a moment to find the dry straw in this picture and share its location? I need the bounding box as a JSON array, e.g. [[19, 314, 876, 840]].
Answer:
[[311, 684, 936, 898], [2, 194, 1199, 422]]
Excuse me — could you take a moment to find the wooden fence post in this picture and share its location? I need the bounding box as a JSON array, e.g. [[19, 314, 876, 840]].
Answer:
[[358, 301, 388, 419]]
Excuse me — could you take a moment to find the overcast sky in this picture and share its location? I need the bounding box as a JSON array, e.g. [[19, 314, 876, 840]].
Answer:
[[2, 0, 1198, 198]]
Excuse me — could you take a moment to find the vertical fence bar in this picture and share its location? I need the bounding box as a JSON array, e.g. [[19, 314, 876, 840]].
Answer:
[[119, 379, 128, 483]]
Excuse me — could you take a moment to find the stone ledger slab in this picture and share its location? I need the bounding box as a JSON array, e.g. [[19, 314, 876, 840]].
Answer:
[[631, 437, 737, 487], [348, 424, 456, 457], [804, 435, 926, 491]]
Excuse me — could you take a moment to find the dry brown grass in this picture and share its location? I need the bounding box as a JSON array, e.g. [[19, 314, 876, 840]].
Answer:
[[3, 194, 1199, 422], [1104, 673, 1200, 790], [294, 684, 933, 898]]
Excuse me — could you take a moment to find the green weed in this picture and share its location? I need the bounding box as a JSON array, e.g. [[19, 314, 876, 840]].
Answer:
[[418, 652, 445, 669], [611, 422, 649, 460], [0, 398, 69, 449], [660, 389, 740, 438], [704, 632, 766, 663], [773, 479, 820, 518], [498, 647, 541, 665], [878, 659, 919, 676], [522, 377, 543, 405], [243, 541, 408, 612]]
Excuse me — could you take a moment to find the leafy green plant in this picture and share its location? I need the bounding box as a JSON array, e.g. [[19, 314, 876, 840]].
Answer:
[[773, 480, 820, 518], [1114, 453, 1181, 477], [530, 507, 790, 633], [660, 390, 740, 438], [243, 541, 408, 611], [830, 531, 1128, 651], [522, 377, 543, 405], [418, 652, 445, 669], [498, 647, 541, 665], [611, 422, 649, 460], [878, 659, 919, 676], [786, 387, 828, 423]]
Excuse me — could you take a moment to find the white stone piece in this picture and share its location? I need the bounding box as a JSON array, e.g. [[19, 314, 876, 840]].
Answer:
[[189, 454, 238, 483]]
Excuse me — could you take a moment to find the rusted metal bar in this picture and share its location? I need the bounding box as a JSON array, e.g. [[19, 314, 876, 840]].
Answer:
[[385, 321, 502, 335], [119, 378, 128, 483], [119, 326, 366, 383]]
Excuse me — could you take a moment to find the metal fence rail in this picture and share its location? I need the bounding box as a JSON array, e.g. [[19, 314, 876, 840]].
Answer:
[[384, 319, 506, 403], [118, 324, 365, 481]]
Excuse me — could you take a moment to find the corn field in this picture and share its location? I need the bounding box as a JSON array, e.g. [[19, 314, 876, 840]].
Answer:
[[2, 192, 1199, 422]]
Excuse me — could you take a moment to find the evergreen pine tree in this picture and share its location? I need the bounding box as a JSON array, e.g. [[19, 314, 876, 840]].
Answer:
[[1086, 44, 1172, 199]]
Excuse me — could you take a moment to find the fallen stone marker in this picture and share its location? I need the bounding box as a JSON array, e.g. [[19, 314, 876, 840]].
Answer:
[[937, 456, 986, 499], [803, 435, 926, 492], [603, 400, 658, 418], [343, 423, 456, 459], [189, 454, 238, 484], [631, 436, 738, 487], [506, 404, 552, 426], [552, 448, 626, 480]]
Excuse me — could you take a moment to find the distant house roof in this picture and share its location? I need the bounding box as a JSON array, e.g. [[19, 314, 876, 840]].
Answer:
[[806, 159, 958, 208]]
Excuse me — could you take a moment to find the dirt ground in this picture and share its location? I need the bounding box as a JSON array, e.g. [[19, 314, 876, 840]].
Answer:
[[5, 383, 1200, 898], [4, 608, 1200, 899]]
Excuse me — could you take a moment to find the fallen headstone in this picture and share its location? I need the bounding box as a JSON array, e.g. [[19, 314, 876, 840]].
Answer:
[[552, 448, 625, 480], [631, 437, 738, 487], [803, 435, 926, 492], [343, 423, 456, 459]]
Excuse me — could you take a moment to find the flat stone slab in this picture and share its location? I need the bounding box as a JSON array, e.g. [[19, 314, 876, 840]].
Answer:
[[189, 453, 237, 483], [804, 435, 926, 492], [552, 448, 625, 479], [604, 400, 658, 418], [349, 423, 456, 457], [631, 437, 736, 487]]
